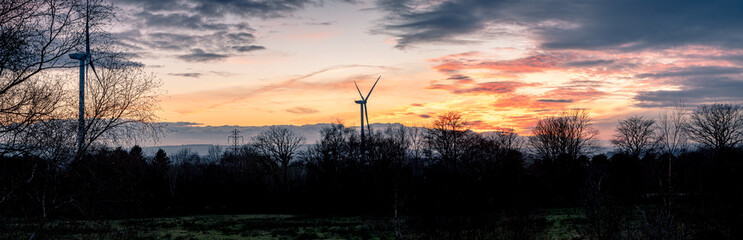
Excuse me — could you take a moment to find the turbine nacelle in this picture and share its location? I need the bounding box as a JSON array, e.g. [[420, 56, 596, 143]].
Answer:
[[355, 100, 365, 104], [69, 52, 87, 60]]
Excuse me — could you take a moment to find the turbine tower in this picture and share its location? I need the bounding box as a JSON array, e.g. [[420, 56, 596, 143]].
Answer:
[[354, 76, 380, 145], [69, 0, 102, 156]]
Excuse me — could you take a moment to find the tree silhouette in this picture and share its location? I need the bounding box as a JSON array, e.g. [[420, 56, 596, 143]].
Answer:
[[153, 148, 170, 168], [612, 116, 656, 158], [78, 56, 163, 153], [424, 111, 473, 170], [657, 103, 688, 156], [0, 0, 112, 155], [687, 103, 743, 153], [253, 126, 305, 190], [529, 109, 599, 162]]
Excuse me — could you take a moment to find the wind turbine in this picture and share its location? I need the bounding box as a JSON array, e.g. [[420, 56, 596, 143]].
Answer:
[[69, 0, 102, 156], [354, 76, 380, 145]]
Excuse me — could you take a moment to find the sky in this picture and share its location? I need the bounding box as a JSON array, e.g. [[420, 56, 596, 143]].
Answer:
[[108, 0, 743, 146]]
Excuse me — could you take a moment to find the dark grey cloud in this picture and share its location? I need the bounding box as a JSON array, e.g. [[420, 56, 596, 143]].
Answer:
[[177, 49, 230, 62], [168, 71, 237, 78], [446, 74, 473, 83], [122, 0, 359, 30], [538, 99, 573, 103], [209, 71, 237, 77], [145, 32, 200, 51], [169, 73, 202, 78], [306, 21, 336, 26], [135, 11, 234, 31], [233, 45, 266, 52], [116, 30, 258, 61], [568, 80, 605, 88], [418, 114, 431, 118], [88, 50, 146, 68], [723, 55, 743, 64], [375, 0, 743, 50], [165, 121, 203, 127], [375, 0, 499, 48], [538, 0, 743, 50], [635, 66, 743, 79], [116, 0, 362, 62], [121, 0, 312, 18], [563, 59, 615, 67], [634, 76, 743, 107], [193, 0, 310, 18], [632, 65, 743, 107]]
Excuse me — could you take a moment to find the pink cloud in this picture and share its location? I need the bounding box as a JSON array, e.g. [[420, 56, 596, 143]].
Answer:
[[426, 81, 538, 95], [431, 52, 574, 74]]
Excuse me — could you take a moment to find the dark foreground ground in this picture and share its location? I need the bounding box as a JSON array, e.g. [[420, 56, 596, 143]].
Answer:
[[1, 209, 584, 239]]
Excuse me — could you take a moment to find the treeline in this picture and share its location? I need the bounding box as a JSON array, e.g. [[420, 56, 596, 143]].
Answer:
[[2, 105, 743, 238]]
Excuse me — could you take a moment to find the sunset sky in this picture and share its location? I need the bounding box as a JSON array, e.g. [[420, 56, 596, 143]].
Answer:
[[110, 0, 743, 145]]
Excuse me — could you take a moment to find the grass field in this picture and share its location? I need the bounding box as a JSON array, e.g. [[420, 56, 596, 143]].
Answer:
[[1, 210, 588, 239]]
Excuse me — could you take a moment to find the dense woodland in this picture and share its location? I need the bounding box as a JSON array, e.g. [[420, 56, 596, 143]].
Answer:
[[2, 107, 743, 239]]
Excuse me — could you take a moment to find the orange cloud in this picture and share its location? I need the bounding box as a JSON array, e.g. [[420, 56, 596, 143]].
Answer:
[[286, 106, 319, 114], [431, 53, 574, 74], [543, 87, 607, 102], [427, 81, 538, 95]]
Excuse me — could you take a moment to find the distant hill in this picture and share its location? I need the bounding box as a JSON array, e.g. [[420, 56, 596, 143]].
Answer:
[[141, 123, 409, 156], [142, 144, 216, 156], [141, 123, 613, 157], [141, 144, 313, 157], [145, 122, 409, 147]]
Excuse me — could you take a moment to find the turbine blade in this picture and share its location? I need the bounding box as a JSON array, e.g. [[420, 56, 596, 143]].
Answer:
[[86, 0, 100, 86], [364, 76, 380, 100], [84, 0, 90, 83], [365, 104, 370, 134], [85, 0, 90, 56], [89, 58, 103, 86], [354, 81, 364, 100]]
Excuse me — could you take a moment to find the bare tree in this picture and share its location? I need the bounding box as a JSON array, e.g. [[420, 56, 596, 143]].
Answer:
[[656, 102, 688, 194], [406, 125, 425, 173], [79, 56, 163, 152], [379, 125, 412, 165], [687, 103, 743, 152], [489, 129, 526, 153], [1, 0, 112, 155], [1, 0, 112, 95], [16, 57, 163, 158], [529, 109, 599, 161], [206, 145, 223, 164], [424, 111, 472, 169], [1, 0, 148, 157], [253, 126, 305, 186], [171, 148, 200, 165], [302, 123, 358, 178], [656, 103, 688, 156], [0, 78, 65, 155], [612, 116, 656, 158]]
